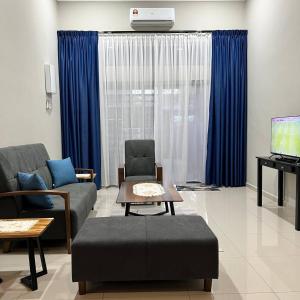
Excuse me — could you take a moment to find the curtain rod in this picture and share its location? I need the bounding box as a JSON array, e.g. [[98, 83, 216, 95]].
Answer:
[[99, 30, 212, 34]]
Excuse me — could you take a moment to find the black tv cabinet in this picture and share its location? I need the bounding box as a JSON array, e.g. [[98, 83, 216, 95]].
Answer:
[[257, 156, 300, 230]]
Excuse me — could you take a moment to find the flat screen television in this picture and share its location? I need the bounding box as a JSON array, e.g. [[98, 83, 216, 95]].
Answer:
[[271, 115, 300, 158]]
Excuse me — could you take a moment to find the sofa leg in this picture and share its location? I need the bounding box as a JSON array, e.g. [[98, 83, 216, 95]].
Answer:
[[204, 279, 212, 292], [78, 281, 86, 295]]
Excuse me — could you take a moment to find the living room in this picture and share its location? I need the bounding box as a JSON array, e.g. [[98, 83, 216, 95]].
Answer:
[[0, 0, 300, 299]]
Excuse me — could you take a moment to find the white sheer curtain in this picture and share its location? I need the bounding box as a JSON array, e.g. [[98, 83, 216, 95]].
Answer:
[[153, 34, 211, 185], [99, 33, 211, 186], [99, 34, 155, 186]]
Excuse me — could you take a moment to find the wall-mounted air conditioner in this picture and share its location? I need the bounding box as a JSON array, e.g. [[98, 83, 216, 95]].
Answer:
[[130, 8, 175, 31]]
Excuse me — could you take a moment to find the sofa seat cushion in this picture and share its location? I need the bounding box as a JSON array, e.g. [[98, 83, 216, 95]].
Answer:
[[20, 182, 97, 239], [125, 175, 156, 182], [57, 182, 97, 221]]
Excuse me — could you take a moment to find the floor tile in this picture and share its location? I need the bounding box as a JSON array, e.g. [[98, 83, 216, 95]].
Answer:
[[193, 258, 272, 294], [74, 292, 102, 299], [276, 292, 300, 300], [40, 263, 81, 300], [247, 256, 300, 292], [190, 293, 279, 300], [229, 231, 300, 257], [1, 187, 300, 299], [103, 292, 189, 300]]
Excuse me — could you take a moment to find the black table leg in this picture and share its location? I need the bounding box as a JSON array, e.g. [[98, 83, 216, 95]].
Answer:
[[21, 238, 38, 290], [21, 237, 48, 291], [296, 170, 300, 230], [0, 278, 2, 283], [257, 159, 262, 206], [278, 170, 284, 206], [165, 202, 169, 214], [169, 202, 175, 215], [37, 238, 47, 276], [125, 203, 131, 216]]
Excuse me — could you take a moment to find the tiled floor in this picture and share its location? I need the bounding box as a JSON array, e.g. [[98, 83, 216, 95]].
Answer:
[[1, 187, 300, 299]]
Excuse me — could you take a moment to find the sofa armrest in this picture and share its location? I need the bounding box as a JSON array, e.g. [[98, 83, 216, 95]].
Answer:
[[0, 190, 72, 254], [75, 168, 95, 182], [118, 164, 125, 188], [155, 163, 163, 184]]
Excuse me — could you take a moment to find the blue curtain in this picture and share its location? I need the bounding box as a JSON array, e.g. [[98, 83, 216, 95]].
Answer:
[[57, 31, 101, 188], [206, 30, 247, 187]]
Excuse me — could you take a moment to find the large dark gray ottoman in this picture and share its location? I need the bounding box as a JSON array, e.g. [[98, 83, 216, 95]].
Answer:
[[72, 216, 219, 294]]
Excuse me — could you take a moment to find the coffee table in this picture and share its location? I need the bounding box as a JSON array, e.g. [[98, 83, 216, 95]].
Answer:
[[116, 182, 183, 216]]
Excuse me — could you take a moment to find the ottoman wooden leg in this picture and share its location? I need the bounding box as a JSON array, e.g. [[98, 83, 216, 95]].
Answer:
[[78, 281, 86, 295], [204, 279, 212, 292]]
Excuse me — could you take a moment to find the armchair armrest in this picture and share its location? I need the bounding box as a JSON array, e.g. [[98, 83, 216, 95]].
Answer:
[[118, 164, 125, 188], [155, 163, 163, 183], [75, 168, 95, 182], [0, 190, 72, 254]]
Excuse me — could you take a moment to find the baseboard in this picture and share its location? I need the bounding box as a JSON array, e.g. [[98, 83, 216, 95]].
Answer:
[[246, 182, 278, 202], [246, 181, 295, 206]]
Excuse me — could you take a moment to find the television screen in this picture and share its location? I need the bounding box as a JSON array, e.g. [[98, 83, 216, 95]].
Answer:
[[271, 115, 300, 158]]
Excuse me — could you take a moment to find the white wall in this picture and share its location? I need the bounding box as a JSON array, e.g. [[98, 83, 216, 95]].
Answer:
[[0, 0, 61, 159], [5, 0, 298, 199], [246, 0, 300, 203], [58, 1, 246, 31]]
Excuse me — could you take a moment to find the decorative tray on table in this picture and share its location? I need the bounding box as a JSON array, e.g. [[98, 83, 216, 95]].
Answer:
[[133, 183, 165, 197]]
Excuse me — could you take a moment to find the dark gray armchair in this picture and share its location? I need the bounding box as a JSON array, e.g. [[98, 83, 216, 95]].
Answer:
[[118, 140, 163, 187]]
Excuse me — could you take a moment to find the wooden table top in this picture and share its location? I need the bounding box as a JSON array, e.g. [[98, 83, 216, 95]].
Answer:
[[116, 182, 183, 204], [0, 218, 54, 239]]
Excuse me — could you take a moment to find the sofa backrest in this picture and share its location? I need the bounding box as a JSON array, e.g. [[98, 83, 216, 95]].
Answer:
[[0, 143, 52, 216]]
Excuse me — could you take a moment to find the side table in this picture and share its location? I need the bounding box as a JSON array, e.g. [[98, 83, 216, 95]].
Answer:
[[0, 218, 53, 290]]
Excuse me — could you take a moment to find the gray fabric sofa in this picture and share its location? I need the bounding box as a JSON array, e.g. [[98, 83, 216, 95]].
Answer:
[[0, 144, 97, 253], [72, 216, 219, 294]]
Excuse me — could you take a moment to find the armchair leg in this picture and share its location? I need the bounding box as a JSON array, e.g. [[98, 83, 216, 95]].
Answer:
[[118, 167, 125, 188]]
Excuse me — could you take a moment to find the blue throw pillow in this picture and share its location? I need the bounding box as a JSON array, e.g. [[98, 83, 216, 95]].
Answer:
[[17, 172, 53, 209], [47, 157, 78, 188]]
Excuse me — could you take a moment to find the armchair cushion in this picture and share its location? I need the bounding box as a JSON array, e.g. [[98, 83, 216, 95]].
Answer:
[[125, 175, 156, 182], [47, 157, 78, 188], [125, 140, 155, 177], [17, 172, 53, 209]]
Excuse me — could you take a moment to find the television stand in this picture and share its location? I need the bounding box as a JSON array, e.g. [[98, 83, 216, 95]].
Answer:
[[271, 155, 300, 164], [257, 156, 300, 230]]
